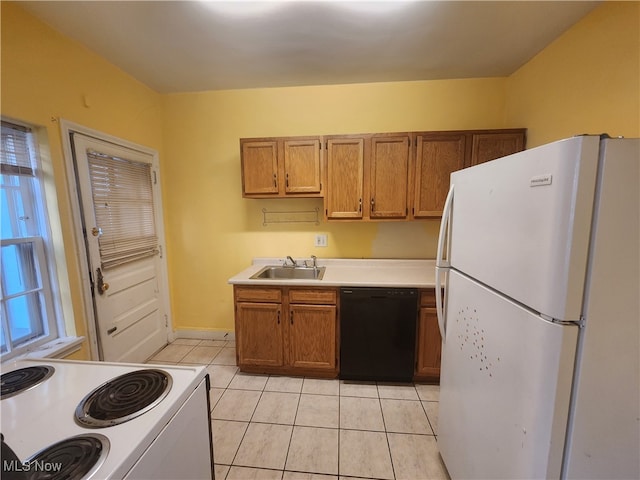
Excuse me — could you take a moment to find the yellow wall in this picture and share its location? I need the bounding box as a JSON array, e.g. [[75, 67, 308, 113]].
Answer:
[[1, 3, 164, 358], [506, 1, 640, 147], [161, 79, 510, 331], [2, 1, 638, 345]]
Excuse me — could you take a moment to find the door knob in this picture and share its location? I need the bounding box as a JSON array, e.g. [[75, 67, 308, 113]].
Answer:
[[96, 267, 109, 295]]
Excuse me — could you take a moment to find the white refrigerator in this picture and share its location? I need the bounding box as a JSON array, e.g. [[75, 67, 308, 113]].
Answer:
[[435, 135, 639, 479]]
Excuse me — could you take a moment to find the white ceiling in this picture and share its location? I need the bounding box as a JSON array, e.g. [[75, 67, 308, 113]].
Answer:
[[19, 1, 600, 94]]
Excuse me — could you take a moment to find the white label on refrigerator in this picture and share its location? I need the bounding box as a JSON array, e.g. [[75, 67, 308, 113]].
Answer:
[[530, 174, 553, 187]]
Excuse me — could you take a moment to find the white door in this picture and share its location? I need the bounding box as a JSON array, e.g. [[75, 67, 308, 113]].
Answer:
[[438, 269, 578, 480], [71, 133, 168, 362]]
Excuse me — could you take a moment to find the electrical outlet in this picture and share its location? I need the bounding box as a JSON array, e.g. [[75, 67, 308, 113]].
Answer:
[[314, 234, 328, 247]]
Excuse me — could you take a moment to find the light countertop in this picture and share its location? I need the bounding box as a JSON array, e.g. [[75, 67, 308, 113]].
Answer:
[[228, 257, 438, 289]]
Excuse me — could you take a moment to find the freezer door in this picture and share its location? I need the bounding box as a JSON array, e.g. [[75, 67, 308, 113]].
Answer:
[[449, 136, 600, 321], [438, 270, 578, 480]]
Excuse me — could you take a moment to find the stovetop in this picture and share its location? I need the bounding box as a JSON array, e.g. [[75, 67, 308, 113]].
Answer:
[[1, 358, 207, 479]]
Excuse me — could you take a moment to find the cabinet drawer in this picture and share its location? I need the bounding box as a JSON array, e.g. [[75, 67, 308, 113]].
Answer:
[[235, 286, 282, 303], [420, 289, 436, 307], [289, 288, 337, 305]]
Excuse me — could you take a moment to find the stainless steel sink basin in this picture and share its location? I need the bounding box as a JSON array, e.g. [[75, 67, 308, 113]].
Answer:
[[250, 265, 326, 280]]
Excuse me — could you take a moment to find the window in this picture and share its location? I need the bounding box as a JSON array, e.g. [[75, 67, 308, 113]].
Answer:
[[1, 120, 59, 358], [87, 150, 158, 269]]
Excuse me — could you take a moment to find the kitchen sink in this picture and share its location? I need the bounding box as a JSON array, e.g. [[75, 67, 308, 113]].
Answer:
[[250, 265, 326, 280]]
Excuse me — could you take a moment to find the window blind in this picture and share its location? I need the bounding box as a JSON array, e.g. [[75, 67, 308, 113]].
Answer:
[[1, 121, 34, 176], [87, 150, 158, 269]]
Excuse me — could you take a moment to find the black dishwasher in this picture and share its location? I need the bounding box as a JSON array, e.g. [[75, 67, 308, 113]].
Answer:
[[340, 287, 418, 382]]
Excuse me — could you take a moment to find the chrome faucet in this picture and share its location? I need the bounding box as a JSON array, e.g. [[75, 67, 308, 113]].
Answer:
[[285, 256, 297, 267], [304, 255, 318, 269]]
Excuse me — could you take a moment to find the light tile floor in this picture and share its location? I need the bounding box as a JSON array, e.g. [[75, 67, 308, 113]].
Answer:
[[147, 339, 449, 480]]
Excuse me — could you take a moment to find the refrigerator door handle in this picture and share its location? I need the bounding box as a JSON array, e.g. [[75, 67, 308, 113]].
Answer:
[[436, 184, 454, 268], [436, 266, 446, 339], [436, 184, 454, 340]]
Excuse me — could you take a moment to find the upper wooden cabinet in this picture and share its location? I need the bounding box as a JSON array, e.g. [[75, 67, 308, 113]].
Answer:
[[325, 133, 412, 221], [414, 133, 466, 218], [369, 135, 411, 219], [240, 136, 322, 198], [413, 129, 526, 218], [325, 136, 365, 219], [283, 138, 322, 194], [241, 140, 279, 195], [239, 129, 525, 219], [469, 131, 526, 167]]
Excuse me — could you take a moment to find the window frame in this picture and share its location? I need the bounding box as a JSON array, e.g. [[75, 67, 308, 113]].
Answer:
[[1, 237, 57, 350], [1, 119, 63, 359]]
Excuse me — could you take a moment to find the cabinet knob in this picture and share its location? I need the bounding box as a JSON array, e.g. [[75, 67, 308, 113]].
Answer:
[[371, 198, 375, 212], [290, 311, 294, 325], [273, 173, 277, 188]]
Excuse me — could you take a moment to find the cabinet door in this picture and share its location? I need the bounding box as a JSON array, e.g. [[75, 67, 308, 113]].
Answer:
[[469, 132, 526, 167], [325, 138, 364, 219], [241, 140, 279, 195], [283, 138, 322, 194], [236, 302, 283, 367], [413, 134, 465, 217], [416, 307, 442, 378], [370, 135, 411, 219], [289, 304, 337, 371]]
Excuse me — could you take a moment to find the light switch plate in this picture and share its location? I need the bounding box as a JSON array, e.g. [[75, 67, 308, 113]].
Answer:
[[314, 234, 328, 247]]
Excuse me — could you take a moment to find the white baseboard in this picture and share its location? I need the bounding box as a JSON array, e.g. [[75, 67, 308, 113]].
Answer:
[[170, 329, 235, 343]]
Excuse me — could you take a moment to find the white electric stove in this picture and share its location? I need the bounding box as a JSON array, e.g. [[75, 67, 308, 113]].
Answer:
[[1, 358, 214, 479]]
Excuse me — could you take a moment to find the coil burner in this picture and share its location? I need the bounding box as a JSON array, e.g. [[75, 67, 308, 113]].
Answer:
[[1, 366, 55, 400], [25, 434, 109, 480], [75, 369, 172, 428]]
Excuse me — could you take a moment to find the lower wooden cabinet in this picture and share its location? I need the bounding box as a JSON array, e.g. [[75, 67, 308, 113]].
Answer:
[[414, 289, 442, 382], [235, 285, 441, 380], [289, 303, 336, 370], [234, 286, 338, 377], [235, 302, 283, 367]]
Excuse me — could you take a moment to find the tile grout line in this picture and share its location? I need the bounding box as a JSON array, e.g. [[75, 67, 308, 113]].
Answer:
[[377, 383, 397, 480], [224, 373, 266, 472], [214, 381, 231, 480], [419, 396, 437, 437], [280, 380, 303, 474]]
